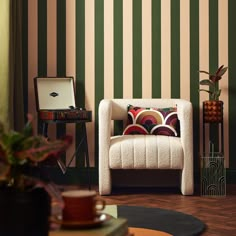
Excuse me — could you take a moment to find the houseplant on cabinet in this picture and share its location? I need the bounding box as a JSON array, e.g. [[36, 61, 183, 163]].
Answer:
[[199, 65, 228, 123], [0, 114, 72, 236]]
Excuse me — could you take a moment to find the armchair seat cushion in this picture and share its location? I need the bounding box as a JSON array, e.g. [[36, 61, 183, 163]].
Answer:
[[109, 135, 183, 169]]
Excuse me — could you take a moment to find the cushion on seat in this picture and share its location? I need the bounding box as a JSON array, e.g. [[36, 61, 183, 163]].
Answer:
[[109, 135, 183, 169], [123, 105, 180, 136]]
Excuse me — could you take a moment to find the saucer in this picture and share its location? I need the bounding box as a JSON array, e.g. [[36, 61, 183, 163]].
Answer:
[[50, 213, 113, 229]]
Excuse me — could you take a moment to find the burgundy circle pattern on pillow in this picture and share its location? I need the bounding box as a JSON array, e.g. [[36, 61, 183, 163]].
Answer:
[[123, 105, 180, 136]]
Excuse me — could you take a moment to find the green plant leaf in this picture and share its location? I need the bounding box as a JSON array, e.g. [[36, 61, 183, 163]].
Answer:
[[217, 67, 228, 77], [215, 65, 224, 75], [199, 89, 212, 94], [210, 75, 221, 82], [199, 79, 214, 87], [199, 70, 210, 75], [0, 114, 72, 191], [215, 89, 221, 98]]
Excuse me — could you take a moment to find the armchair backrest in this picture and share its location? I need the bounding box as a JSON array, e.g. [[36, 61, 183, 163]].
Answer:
[[109, 98, 188, 120], [99, 98, 193, 141]]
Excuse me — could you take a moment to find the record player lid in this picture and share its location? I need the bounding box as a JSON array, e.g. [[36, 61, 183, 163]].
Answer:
[[34, 77, 76, 110]]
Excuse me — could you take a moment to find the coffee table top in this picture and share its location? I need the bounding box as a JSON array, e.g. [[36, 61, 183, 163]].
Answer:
[[50, 227, 172, 236]]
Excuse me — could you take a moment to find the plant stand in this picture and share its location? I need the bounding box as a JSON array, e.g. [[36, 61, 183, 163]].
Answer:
[[202, 100, 224, 153], [201, 101, 226, 196], [200, 153, 226, 196]]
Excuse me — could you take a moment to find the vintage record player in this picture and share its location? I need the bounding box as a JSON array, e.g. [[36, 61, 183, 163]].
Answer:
[[34, 77, 92, 121]]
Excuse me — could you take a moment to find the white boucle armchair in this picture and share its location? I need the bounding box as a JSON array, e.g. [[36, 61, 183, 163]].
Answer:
[[98, 99, 194, 195]]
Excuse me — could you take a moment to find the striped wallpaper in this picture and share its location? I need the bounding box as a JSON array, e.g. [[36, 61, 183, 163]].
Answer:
[[22, 0, 236, 172]]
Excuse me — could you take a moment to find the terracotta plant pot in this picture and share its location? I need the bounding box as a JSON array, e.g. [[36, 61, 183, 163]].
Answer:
[[203, 100, 223, 123]]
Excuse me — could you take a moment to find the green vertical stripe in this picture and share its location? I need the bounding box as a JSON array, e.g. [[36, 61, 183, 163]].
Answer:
[[76, 0, 85, 167], [209, 0, 219, 151], [57, 0, 66, 77], [190, 0, 200, 180], [171, 0, 180, 98], [133, 0, 142, 98], [95, 0, 104, 166], [228, 0, 236, 167], [56, 0, 66, 141], [22, 0, 28, 118], [209, 0, 218, 73], [38, 0, 47, 76], [76, 0, 85, 107], [114, 0, 123, 136], [114, 0, 123, 99], [152, 0, 161, 98], [37, 0, 47, 134]]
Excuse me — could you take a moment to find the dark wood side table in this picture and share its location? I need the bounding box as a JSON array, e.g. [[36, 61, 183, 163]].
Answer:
[[38, 111, 92, 189]]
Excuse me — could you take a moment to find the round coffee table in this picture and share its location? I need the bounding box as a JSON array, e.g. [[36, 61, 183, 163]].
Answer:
[[129, 227, 172, 236]]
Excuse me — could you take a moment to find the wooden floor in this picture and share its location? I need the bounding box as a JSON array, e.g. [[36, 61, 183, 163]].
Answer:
[[88, 184, 236, 236]]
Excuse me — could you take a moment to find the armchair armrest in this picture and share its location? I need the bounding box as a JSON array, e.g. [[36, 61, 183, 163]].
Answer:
[[176, 99, 194, 194], [98, 99, 113, 194]]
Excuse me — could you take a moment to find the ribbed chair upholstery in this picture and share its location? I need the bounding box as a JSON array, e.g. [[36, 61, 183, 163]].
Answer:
[[98, 99, 194, 195]]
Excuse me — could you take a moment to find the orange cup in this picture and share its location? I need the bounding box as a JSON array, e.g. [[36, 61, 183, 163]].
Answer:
[[61, 190, 105, 222]]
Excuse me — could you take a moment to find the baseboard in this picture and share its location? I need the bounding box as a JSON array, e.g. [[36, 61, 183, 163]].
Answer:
[[42, 166, 236, 186], [226, 169, 236, 183], [41, 166, 98, 185]]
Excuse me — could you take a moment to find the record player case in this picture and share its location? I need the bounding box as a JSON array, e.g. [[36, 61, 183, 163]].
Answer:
[[34, 77, 91, 121], [34, 77, 92, 188]]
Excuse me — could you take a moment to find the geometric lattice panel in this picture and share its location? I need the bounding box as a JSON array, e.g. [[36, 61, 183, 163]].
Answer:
[[201, 153, 226, 196]]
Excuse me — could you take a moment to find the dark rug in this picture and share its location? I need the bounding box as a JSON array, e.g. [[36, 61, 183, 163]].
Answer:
[[116, 205, 206, 236]]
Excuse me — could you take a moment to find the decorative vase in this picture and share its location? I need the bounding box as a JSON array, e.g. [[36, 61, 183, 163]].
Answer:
[[0, 187, 51, 236], [203, 100, 223, 123]]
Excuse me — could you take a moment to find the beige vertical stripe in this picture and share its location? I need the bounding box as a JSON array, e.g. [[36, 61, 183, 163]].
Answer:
[[161, 0, 171, 98], [66, 0, 76, 166], [123, 0, 133, 98], [142, 0, 152, 98], [85, 0, 95, 166], [180, 0, 190, 100], [104, 0, 114, 99], [28, 0, 38, 133], [218, 0, 229, 167], [199, 0, 209, 154]]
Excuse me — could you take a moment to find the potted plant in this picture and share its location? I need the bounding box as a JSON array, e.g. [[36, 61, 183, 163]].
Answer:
[[199, 65, 228, 123], [0, 114, 72, 236]]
